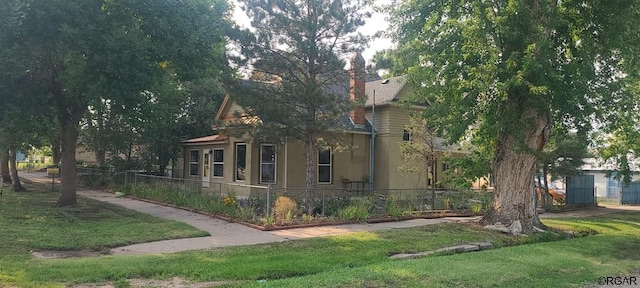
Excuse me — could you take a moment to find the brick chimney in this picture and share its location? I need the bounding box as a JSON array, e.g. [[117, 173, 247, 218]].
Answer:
[[350, 52, 366, 126]]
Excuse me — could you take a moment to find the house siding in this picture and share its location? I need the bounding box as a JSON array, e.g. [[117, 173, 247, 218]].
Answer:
[[184, 134, 371, 196], [222, 102, 245, 121]]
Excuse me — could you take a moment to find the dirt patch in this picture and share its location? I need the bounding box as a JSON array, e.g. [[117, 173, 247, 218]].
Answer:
[[31, 250, 104, 259], [70, 277, 236, 288]]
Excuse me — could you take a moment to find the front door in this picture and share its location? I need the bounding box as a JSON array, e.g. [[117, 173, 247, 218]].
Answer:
[[202, 150, 210, 187]]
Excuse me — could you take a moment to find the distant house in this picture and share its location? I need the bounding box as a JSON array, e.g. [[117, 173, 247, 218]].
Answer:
[[183, 53, 464, 197], [579, 158, 640, 198]]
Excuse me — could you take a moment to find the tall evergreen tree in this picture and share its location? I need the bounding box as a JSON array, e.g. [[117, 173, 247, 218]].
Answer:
[[234, 0, 371, 208], [389, 0, 640, 233]]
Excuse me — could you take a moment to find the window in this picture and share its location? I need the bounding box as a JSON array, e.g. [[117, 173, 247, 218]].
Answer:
[[189, 150, 199, 176], [318, 148, 332, 184], [235, 143, 246, 181], [260, 144, 276, 183], [403, 129, 411, 141], [442, 163, 449, 171], [213, 149, 224, 177]]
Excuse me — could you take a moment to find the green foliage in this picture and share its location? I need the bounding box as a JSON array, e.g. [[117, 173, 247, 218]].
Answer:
[[233, 207, 255, 222], [385, 195, 408, 218], [222, 194, 238, 207], [321, 194, 353, 217], [232, 0, 371, 196], [538, 132, 591, 180], [398, 116, 438, 180], [338, 198, 372, 222], [387, 0, 640, 227], [123, 184, 237, 217], [2, 0, 236, 203], [302, 214, 314, 223]]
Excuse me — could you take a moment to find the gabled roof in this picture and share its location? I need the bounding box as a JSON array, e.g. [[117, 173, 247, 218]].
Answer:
[[214, 94, 232, 121], [365, 75, 407, 107], [212, 82, 372, 134], [182, 134, 228, 145]]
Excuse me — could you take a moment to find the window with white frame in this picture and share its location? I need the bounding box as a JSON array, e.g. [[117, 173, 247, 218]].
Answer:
[[235, 143, 246, 181], [260, 144, 276, 183], [317, 148, 332, 184], [213, 149, 224, 177], [189, 150, 199, 176]]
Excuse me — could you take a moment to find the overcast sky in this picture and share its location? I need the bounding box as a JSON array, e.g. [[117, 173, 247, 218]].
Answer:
[[230, 0, 395, 62]]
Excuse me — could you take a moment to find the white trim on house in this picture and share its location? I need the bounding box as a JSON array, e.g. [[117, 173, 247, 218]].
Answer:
[[212, 148, 224, 178], [189, 149, 199, 176], [259, 144, 276, 184]]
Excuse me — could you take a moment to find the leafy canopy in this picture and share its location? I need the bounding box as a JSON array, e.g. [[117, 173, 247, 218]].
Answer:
[[388, 0, 640, 172]]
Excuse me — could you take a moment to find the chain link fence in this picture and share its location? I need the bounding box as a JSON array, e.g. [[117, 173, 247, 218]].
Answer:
[[75, 167, 493, 220]]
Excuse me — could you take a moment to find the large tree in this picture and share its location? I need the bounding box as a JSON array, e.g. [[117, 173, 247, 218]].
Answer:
[[388, 0, 640, 233], [5, 0, 234, 205], [234, 0, 370, 208]]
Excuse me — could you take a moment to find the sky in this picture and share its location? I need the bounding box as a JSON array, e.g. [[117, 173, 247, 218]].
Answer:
[[230, 0, 395, 63]]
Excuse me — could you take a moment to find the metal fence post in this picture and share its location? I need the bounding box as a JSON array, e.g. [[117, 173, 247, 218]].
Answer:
[[431, 189, 436, 210], [322, 189, 326, 216], [266, 184, 272, 217]]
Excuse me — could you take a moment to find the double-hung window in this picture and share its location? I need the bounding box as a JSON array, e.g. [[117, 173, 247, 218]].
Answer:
[[318, 148, 332, 184], [189, 150, 199, 176], [260, 144, 276, 183], [212, 149, 224, 177]]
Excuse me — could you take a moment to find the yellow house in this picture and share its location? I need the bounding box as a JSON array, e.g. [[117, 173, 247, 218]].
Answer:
[[183, 54, 461, 197]]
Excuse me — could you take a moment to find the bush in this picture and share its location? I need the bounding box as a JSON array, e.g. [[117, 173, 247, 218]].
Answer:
[[385, 195, 408, 217], [338, 198, 371, 222], [321, 194, 352, 217], [274, 196, 297, 223]]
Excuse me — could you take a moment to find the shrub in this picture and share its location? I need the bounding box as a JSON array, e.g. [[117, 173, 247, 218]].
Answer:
[[232, 207, 255, 221], [338, 198, 371, 222], [471, 203, 483, 214], [322, 194, 352, 217], [274, 196, 297, 223], [385, 195, 407, 217], [221, 194, 238, 207], [301, 214, 314, 223]]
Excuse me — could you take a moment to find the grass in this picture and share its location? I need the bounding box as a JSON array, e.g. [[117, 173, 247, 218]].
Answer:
[[0, 183, 209, 287], [1, 183, 639, 287]]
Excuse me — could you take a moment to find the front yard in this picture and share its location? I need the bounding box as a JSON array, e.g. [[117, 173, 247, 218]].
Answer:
[[1, 183, 639, 287]]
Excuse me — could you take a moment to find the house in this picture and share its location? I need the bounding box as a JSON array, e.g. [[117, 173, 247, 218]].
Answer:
[[183, 53, 462, 197], [579, 158, 640, 198]]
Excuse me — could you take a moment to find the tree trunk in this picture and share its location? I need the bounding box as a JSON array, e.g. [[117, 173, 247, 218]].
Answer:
[[52, 138, 62, 164], [542, 164, 552, 207], [481, 111, 550, 234], [57, 122, 79, 206], [8, 146, 26, 192], [304, 135, 317, 213], [1, 149, 11, 184]]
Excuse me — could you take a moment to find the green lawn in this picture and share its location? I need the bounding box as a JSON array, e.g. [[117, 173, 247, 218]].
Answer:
[[0, 183, 209, 287], [1, 184, 639, 287]]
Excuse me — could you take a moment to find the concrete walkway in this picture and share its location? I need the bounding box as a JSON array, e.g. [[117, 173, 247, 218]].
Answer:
[[18, 171, 640, 256]]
